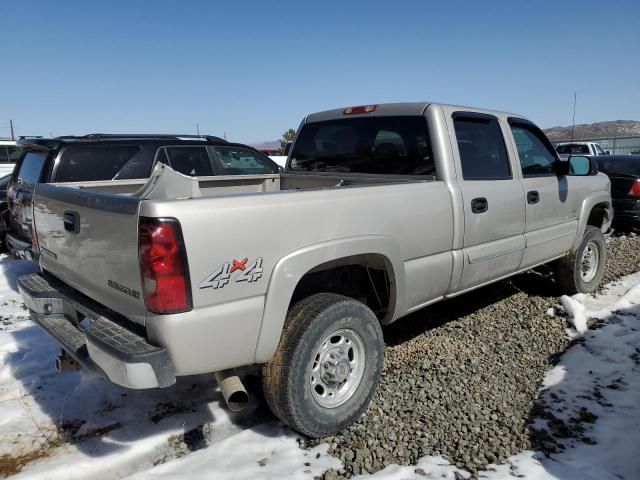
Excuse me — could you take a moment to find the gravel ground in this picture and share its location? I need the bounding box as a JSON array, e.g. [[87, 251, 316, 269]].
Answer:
[[306, 233, 640, 479]]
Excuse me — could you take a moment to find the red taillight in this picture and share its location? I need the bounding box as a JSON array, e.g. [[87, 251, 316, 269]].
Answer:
[[139, 218, 191, 314], [343, 105, 377, 115], [629, 180, 640, 197]]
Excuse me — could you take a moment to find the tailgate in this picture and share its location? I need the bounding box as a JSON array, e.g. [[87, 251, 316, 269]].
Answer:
[[32, 183, 147, 325]]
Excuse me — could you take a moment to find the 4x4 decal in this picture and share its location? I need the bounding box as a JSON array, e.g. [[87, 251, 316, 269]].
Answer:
[[200, 257, 263, 290]]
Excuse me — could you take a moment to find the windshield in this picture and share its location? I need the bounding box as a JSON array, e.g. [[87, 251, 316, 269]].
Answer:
[[289, 116, 435, 176], [597, 156, 640, 176]]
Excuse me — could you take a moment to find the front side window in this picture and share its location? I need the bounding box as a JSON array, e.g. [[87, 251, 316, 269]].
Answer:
[[290, 116, 435, 176], [56, 146, 144, 182], [214, 147, 278, 174], [17, 151, 47, 186], [453, 116, 511, 180], [595, 144, 606, 155], [7, 146, 22, 162], [165, 146, 213, 176], [0, 147, 8, 163], [511, 125, 558, 177]]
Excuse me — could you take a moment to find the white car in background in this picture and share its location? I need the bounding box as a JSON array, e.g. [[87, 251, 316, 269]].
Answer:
[[555, 141, 609, 159], [0, 140, 21, 176]]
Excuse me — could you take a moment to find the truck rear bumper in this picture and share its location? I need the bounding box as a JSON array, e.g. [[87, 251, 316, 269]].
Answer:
[[18, 272, 176, 389]]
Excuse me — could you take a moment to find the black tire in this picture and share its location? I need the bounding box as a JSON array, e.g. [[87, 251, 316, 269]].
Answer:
[[262, 293, 384, 438], [555, 226, 606, 294]]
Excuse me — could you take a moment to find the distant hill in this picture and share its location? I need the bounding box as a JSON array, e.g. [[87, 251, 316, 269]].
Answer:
[[251, 140, 281, 150], [543, 120, 640, 142]]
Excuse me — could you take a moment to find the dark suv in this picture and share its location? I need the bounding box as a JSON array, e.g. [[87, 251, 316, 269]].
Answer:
[[6, 134, 280, 258]]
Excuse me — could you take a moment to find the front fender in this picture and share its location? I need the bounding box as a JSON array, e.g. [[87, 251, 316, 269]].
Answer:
[[572, 191, 612, 251], [253, 235, 404, 363]]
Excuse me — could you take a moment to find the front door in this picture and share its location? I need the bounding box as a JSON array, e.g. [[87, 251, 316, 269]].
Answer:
[[507, 119, 579, 268], [451, 113, 526, 292]]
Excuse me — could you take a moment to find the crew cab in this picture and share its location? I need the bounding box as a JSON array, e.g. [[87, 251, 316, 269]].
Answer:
[[18, 103, 612, 437], [6, 134, 280, 259], [556, 141, 610, 159]]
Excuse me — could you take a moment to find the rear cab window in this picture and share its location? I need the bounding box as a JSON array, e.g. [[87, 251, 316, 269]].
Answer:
[[290, 116, 436, 176], [556, 144, 590, 155]]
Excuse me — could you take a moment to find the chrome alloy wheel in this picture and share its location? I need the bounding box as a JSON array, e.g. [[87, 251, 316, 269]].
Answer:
[[580, 241, 599, 283], [309, 328, 366, 408]]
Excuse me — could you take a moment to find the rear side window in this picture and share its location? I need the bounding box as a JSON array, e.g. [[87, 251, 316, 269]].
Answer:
[[17, 151, 47, 186], [511, 124, 558, 177], [453, 116, 511, 180], [214, 147, 278, 174], [56, 146, 144, 182], [165, 146, 213, 176], [290, 116, 435, 176], [556, 144, 590, 155]]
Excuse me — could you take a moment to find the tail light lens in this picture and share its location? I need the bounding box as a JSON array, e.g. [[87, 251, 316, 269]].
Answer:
[[139, 218, 191, 314], [629, 180, 640, 197]]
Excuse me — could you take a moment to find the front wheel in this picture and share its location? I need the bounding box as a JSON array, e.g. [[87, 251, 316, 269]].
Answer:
[[555, 226, 606, 294], [262, 293, 384, 438]]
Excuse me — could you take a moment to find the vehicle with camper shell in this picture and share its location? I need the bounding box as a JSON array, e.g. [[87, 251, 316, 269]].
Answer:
[[18, 103, 612, 437]]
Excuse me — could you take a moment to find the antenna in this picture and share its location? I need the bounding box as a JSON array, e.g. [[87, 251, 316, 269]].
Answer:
[[9, 120, 14, 140], [570, 92, 577, 143]]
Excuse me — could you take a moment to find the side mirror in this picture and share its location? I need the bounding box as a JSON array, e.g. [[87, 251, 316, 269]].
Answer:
[[278, 165, 285, 173], [605, 150, 611, 155], [553, 159, 570, 176], [567, 155, 592, 176]]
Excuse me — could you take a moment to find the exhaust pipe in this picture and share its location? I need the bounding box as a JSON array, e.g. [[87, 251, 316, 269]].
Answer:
[[55, 350, 80, 372], [214, 369, 249, 412]]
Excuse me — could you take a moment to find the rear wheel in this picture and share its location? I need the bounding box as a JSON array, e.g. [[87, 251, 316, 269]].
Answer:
[[555, 226, 606, 294], [262, 293, 384, 438]]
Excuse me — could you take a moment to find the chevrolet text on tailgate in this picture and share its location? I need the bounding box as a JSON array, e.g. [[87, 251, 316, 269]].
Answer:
[[19, 103, 613, 437]]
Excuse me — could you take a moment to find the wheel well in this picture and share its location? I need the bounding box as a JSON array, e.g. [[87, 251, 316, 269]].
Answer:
[[290, 254, 395, 321], [587, 202, 610, 230]]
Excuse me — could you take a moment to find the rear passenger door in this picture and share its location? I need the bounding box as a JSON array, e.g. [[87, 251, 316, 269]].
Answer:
[[507, 119, 579, 268], [451, 113, 526, 291]]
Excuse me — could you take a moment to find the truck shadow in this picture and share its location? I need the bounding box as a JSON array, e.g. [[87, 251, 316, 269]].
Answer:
[[0, 256, 276, 468], [384, 267, 560, 347], [521, 302, 640, 479]]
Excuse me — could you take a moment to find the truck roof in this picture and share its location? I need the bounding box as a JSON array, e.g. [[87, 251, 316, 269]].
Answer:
[[305, 102, 526, 123]]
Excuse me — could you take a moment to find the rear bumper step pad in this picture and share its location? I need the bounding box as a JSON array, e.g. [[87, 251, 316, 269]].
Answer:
[[18, 272, 175, 389]]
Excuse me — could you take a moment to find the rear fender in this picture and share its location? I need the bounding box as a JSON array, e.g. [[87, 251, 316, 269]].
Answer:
[[253, 235, 404, 363]]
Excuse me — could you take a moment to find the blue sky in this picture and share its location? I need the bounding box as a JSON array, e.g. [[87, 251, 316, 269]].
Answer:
[[1, 0, 638, 144]]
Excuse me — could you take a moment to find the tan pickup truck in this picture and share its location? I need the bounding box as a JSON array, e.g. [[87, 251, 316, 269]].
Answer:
[[19, 102, 612, 437]]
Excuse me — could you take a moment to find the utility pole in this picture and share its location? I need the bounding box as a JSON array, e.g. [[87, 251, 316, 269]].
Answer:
[[9, 120, 14, 140], [570, 92, 577, 143], [197, 123, 200, 136]]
